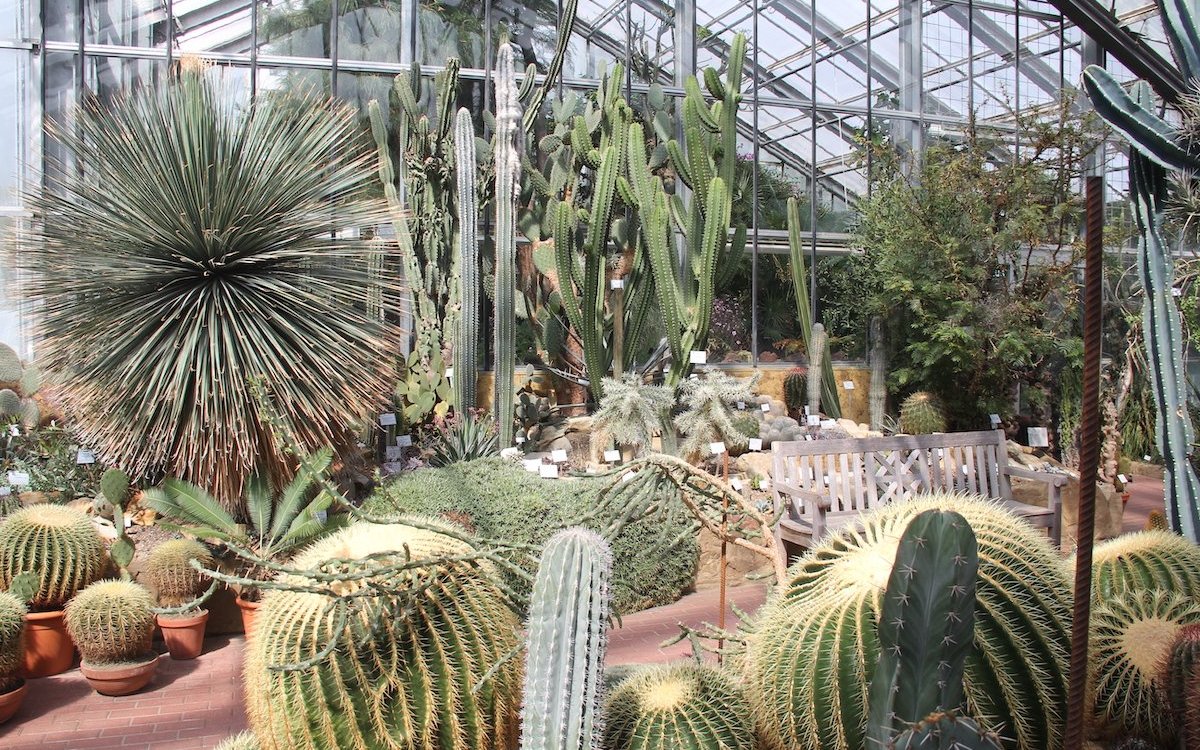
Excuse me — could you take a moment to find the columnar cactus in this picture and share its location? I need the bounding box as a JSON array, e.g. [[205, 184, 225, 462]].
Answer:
[[0, 505, 105, 609], [0, 591, 26, 693], [1090, 589, 1200, 744], [1083, 530, 1200, 600], [64, 580, 156, 665], [869, 318, 887, 431], [244, 521, 522, 750], [144, 539, 213, 608], [454, 107, 480, 412], [807, 324, 826, 417], [494, 43, 521, 445], [743, 494, 1071, 750], [601, 663, 755, 750], [520, 528, 611, 750], [1162, 622, 1200, 750], [785, 197, 841, 419], [899, 391, 947, 434]]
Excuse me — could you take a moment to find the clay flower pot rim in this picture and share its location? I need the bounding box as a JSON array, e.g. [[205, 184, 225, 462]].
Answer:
[[80, 651, 159, 672], [157, 609, 208, 625], [0, 680, 27, 724], [25, 608, 66, 621]]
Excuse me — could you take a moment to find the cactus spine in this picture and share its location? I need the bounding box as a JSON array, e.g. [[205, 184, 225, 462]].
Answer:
[[1083, 24, 1200, 540], [454, 107, 480, 411], [214, 733, 260, 750], [1163, 622, 1200, 750], [743, 493, 1071, 750], [0, 505, 105, 609], [1083, 530, 1200, 601], [866, 509, 1001, 750], [64, 580, 156, 664], [601, 663, 755, 750], [0, 591, 26, 693], [869, 317, 887, 431], [145, 539, 213, 608], [899, 391, 947, 434], [520, 528, 611, 750], [494, 44, 520, 445], [807, 324, 826, 417]]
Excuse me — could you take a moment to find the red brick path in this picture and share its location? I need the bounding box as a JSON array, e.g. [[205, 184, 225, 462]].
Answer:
[[0, 485, 1165, 749]]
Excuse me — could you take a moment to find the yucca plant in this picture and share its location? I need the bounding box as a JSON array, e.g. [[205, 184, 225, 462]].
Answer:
[[14, 59, 400, 508], [144, 447, 348, 596]]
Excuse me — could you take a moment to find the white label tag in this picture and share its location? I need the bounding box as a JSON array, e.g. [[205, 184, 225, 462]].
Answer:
[[515, 436, 526, 444], [8, 425, 18, 436], [1173, 287, 1183, 297], [737, 401, 746, 410], [396, 434, 413, 447], [989, 414, 1001, 427], [1027, 427, 1049, 448], [603, 449, 621, 462], [539, 464, 560, 479], [748, 438, 763, 451], [843, 380, 855, 390], [379, 412, 397, 426], [445, 367, 454, 380], [731, 478, 743, 491], [760, 478, 771, 490], [709, 441, 726, 455], [803, 434, 814, 441], [1118, 474, 1128, 484], [821, 419, 837, 429], [962, 465, 969, 475], [6, 471, 30, 487], [523, 459, 542, 472], [551, 449, 569, 463], [385, 446, 403, 461], [689, 350, 707, 364], [610, 278, 624, 289], [807, 415, 821, 426], [76, 449, 96, 465], [822, 476, 831, 486], [1144, 454, 1153, 461], [621, 471, 638, 483], [761, 403, 771, 413]]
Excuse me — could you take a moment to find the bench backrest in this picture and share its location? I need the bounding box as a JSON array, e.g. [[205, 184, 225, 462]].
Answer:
[[771, 430, 1013, 514]]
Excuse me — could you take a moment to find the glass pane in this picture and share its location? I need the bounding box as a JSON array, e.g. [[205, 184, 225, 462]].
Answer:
[[0, 51, 21, 206], [86, 0, 168, 48], [259, 0, 332, 59]]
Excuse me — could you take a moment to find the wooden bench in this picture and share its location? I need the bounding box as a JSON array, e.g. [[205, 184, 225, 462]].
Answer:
[[770, 429, 1068, 555]]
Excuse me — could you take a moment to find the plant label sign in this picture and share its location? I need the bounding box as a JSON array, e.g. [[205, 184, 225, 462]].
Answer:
[[523, 459, 542, 473], [820, 419, 837, 429], [445, 367, 454, 380], [6, 471, 29, 487], [1173, 287, 1183, 297], [76, 449, 96, 465], [1027, 427, 1049, 448], [610, 278, 624, 289], [539, 464, 559, 479], [731, 478, 743, 491], [807, 415, 821, 426], [385, 446, 403, 461], [689, 350, 707, 364], [396, 434, 413, 447], [379, 412, 397, 427], [709, 442, 726, 455], [551, 449, 569, 463], [748, 438, 763, 451], [989, 414, 1002, 428], [1118, 474, 1128, 485], [737, 401, 746, 410], [760, 478, 771, 490], [515, 436, 526, 444], [604, 449, 621, 463], [843, 380, 855, 390], [761, 403, 771, 413]]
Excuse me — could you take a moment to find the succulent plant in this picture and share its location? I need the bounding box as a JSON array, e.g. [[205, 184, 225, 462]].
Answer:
[[591, 376, 674, 458], [64, 580, 156, 665], [144, 539, 213, 608], [898, 391, 947, 434], [1147, 509, 1172, 532], [674, 372, 759, 460], [807, 324, 827, 417], [0, 505, 106, 610], [494, 43, 520, 445], [214, 733, 260, 750], [454, 106, 480, 412], [0, 591, 27, 693], [1090, 589, 1200, 744], [0, 390, 19, 417], [743, 493, 1071, 750], [1162, 622, 1200, 750], [784, 369, 807, 417], [0, 344, 21, 385], [601, 663, 755, 750], [244, 521, 522, 750], [1083, 530, 1200, 601], [521, 528, 611, 750]]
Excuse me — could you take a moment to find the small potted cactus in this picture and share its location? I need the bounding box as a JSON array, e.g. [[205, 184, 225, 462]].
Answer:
[[144, 539, 213, 659], [0, 504, 106, 676], [0, 591, 27, 723], [64, 580, 159, 695]]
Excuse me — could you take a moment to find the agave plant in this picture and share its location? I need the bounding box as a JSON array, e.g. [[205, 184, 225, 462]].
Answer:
[[144, 447, 348, 594], [14, 60, 400, 508], [424, 411, 500, 468]]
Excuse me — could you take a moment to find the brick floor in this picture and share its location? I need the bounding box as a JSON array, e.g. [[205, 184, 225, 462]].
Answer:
[[0, 486, 1165, 749]]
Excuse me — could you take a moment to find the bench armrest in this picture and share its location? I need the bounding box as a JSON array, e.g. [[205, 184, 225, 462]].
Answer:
[[1001, 466, 1066, 547], [1003, 465, 1070, 487], [774, 481, 832, 539]]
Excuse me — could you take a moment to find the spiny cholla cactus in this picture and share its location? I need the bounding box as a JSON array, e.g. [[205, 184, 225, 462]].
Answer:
[[591, 375, 675, 458], [674, 371, 759, 460], [245, 521, 522, 750], [144, 539, 213, 608], [521, 528, 611, 750], [0, 505, 105, 609], [601, 663, 755, 750], [1090, 590, 1200, 744], [899, 391, 947, 434], [743, 494, 1071, 750], [1080, 530, 1200, 601], [64, 580, 156, 665], [0, 591, 26, 693]]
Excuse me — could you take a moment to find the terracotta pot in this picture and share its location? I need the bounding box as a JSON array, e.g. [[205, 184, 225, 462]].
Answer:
[[235, 596, 260, 638], [23, 610, 75, 677], [79, 653, 159, 696], [0, 680, 27, 724], [1122, 491, 1131, 507], [157, 610, 208, 660]]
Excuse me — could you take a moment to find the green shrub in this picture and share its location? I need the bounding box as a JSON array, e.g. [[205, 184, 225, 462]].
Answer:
[[365, 458, 698, 614]]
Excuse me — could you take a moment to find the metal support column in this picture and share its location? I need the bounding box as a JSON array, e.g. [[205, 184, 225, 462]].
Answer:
[[894, 0, 923, 166]]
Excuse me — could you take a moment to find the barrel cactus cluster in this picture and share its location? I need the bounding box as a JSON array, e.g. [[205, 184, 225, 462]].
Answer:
[[144, 539, 213, 607], [0, 505, 106, 610], [64, 580, 157, 665], [1084, 530, 1200, 600], [0, 591, 26, 693], [898, 391, 947, 434]]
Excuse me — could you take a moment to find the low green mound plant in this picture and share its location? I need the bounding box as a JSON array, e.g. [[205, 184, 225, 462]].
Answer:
[[1090, 590, 1200, 744], [64, 580, 156, 665], [0, 505, 105, 609], [602, 663, 755, 750], [244, 520, 522, 750], [144, 539, 213, 608], [898, 391, 946, 434], [743, 493, 1071, 750], [0, 591, 26, 693], [1082, 530, 1200, 601], [366, 458, 698, 614]]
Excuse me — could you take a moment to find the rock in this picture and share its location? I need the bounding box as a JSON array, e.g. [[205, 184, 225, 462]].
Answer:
[[836, 418, 860, 435], [694, 523, 775, 589], [565, 416, 593, 434], [1129, 460, 1164, 479], [734, 453, 774, 482]]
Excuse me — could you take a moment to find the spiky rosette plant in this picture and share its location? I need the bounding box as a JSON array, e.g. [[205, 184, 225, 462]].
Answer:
[[14, 60, 399, 507], [591, 375, 675, 458], [0, 591, 26, 693], [742, 493, 1072, 750], [64, 580, 157, 665], [244, 520, 522, 750], [1090, 589, 1200, 744], [0, 505, 105, 610], [1080, 530, 1200, 601], [601, 663, 755, 750], [214, 733, 260, 750], [144, 539, 213, 608], [898, 391, 947, 434]]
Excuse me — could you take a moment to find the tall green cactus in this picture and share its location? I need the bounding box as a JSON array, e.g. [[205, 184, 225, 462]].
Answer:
[[494, 44, 521, 446], [455, 107, 480, 411], [866, 509, 1002, 750], [869, 318, 887, 431], [1082, 7, 1200, 541], [520, 527, 611, 750], [786, 198, 842, 418], [807, 324, 826, 418]]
